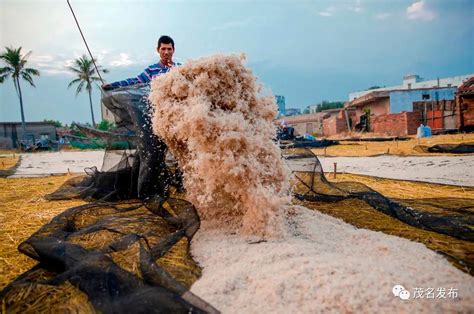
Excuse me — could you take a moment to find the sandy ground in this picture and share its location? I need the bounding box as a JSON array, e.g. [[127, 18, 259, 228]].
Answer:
[[319, 155, 474, 186], [10, 152, 474, 187], [190, 206, 474, 313], [8, 151, 105, 178]]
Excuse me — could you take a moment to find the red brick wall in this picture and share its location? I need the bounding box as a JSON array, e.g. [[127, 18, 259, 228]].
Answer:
[[460, 97, 474, 129], [372, 111, 421, 136], [322, 115, 348, 137], [426, 110, 443, 129]]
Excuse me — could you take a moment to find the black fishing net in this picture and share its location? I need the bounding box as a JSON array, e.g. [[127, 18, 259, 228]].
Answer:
[[1, 86, 473, 312], [284, 148, 473, 242], [413, 142, 474, 154], [1, 86, 217, 313]]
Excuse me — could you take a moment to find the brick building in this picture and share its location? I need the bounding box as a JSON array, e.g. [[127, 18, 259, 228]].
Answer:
[[456, 77, 474, 131]]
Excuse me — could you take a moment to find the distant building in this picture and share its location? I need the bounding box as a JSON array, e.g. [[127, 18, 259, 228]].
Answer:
[[308, 105, 319, 114], [321, 108, 354, 137], [275, 95, 286, 116], [456, 77, 474, 131], [345, 75, 474, 136], [284, 108, 301, 117], [349, 73, 473, 101], [0, 122, 57, 149], [276, 112, 324, 136]]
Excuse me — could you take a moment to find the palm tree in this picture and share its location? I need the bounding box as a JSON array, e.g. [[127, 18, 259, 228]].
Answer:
[[0, 47, 40, 141], [67, 55, 108, 127]]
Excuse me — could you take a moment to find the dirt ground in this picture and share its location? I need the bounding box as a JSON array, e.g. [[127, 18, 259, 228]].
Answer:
[[1, 133, 473, 311], [0, 175, 85, 289], [312, 133, 474, 157]]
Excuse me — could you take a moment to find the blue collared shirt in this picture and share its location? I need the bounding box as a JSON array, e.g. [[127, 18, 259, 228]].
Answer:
[[110, 61, 181, 88]]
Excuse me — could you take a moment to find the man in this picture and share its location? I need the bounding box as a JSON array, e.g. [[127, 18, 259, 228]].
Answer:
[[100, 35, 184, 199], [102, 35, 180, 90]]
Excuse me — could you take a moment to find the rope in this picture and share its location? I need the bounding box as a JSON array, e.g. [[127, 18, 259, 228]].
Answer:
[[66, 0, 105, 85]]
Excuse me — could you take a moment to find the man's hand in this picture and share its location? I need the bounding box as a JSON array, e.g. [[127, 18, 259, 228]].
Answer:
[[102, 83, 114, 91]]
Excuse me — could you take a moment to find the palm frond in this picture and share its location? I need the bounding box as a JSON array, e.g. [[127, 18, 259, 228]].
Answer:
[[22, 50, 32, 61], [23, 68, 40, 76], [67, 66, 83, 75], [21, 72, 36, 87], [0, 73, 10, 83], [75, 80, 85, 96], [0, 66, 14, 76], [90, 76, 103, 82], [68, 78, 82, 88]]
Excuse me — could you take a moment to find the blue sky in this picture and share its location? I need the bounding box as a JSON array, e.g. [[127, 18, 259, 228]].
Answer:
[[1, 0, 473, 125]]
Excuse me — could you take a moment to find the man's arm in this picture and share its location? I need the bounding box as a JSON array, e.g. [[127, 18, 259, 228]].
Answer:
[[102, 67, 152, 90]]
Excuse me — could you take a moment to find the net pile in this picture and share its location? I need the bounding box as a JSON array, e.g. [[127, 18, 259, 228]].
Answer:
[[1, 86, 217, 313]]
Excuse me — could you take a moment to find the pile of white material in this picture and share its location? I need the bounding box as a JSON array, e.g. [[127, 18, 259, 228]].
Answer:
[[190, 206, 474, 313], [318, 155, 474, 186], [149, 54, 290, 236]]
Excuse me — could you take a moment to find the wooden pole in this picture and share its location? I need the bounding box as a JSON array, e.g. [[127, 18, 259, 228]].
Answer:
[[333, 162, 337, 179]]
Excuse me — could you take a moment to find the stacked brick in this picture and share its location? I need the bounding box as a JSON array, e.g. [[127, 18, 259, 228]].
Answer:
[[372, 111, 421, 136]]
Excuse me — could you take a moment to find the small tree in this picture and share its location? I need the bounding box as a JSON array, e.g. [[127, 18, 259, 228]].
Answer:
[[43, 119, 63, 128], [0, 47, 40, 140], [96, 120, 114, 131], [67, 55, 108, 128]]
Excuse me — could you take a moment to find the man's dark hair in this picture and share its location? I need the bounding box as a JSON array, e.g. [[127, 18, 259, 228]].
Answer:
[[157, 35, 174, 49]]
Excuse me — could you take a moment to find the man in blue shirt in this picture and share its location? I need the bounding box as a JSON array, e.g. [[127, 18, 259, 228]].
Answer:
[[102, 35, 180, 90]]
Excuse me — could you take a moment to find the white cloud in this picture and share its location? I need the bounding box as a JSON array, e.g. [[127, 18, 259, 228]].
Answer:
[[109, 53, 135, 67], [318, 6, 335, 17], [375, 13, 390, 20], [27, 51, 134, 76], [28, 53, 75, 76], [347, 0, 362, 13], [407, 1, 436, 21]]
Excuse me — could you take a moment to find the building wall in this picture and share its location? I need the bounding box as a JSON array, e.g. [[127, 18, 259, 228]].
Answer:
[[372, 111, 421, 136], [349, 74, 473, 100], [308, 105, 318, 114], [0, 123, 57, 148], [284, 108, 301, 117], [389, 87, 456, 113], [101, 100, 116, 123], [275, 95, 286, 116], [353, 98, 390, 119], [322, 110, 349, 137], [459, 95, 474, 130], [276, 113, 323, 136]]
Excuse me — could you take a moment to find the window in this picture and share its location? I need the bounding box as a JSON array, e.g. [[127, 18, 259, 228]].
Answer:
[[447, 84, 452, 87], [41, 134, 49, 140], [422, 94, 430, 100], [408, 83, 412, 89]]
